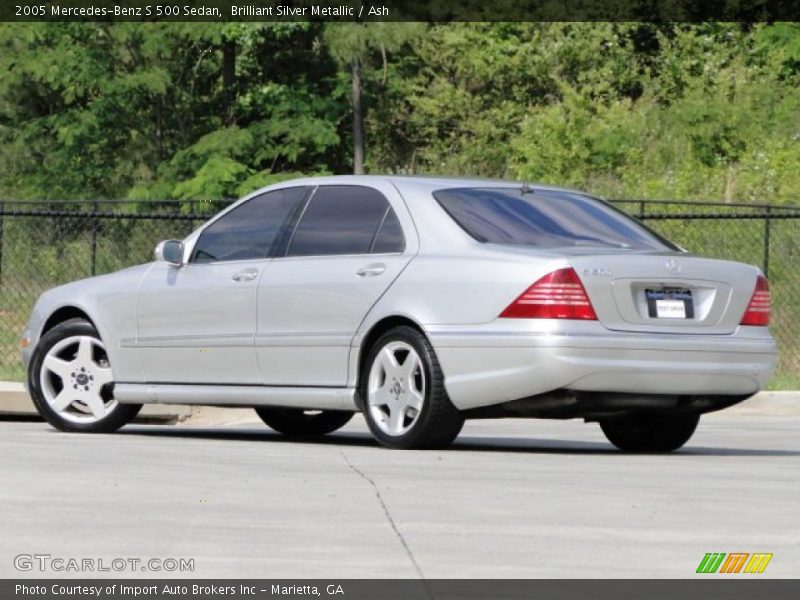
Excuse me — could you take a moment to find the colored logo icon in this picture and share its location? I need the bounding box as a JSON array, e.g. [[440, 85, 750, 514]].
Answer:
[[696, 552, 773, 574]]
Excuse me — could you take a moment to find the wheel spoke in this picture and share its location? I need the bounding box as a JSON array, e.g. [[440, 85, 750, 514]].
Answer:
[[43, 355, 74, 380], [378, 347, 400, 376], [93, 366, 114, 387], [406, 387, 424, 412], [388, 405, 406, 434], [82, 392, 106, 420], [399, 351, 421, 382], [50, 389, 75, 412], [76, 337, 93, 366]]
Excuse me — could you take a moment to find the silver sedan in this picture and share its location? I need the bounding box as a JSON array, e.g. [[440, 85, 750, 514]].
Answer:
[[20, 176, 777, 450]]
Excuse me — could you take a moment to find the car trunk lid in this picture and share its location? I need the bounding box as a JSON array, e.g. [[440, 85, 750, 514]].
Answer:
[[566, 251, 758, 334]]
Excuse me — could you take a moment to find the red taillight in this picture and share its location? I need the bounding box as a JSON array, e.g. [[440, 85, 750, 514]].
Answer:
[[500, 267, 597, 320], [740, 275, 770, 326]]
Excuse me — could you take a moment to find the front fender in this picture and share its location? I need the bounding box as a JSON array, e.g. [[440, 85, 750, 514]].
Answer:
[[22, 263, 152, 383]]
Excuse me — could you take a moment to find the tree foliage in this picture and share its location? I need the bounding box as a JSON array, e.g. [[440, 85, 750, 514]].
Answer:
[[0, 22, 798, 203]]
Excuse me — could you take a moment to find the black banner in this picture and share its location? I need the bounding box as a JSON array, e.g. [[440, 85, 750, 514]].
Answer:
[[3, 0, 800, 22], [4, 580, 800, 600]]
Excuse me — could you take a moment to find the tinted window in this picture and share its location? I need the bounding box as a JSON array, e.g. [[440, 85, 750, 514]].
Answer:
[[434, 188, 675, 251], [192, 187, 308, 263], [371, 209, 405, 253], [287, 186, 392, 256]]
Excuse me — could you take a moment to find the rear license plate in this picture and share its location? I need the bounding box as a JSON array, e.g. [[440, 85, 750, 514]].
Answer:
[[645, 288, 694, 319]]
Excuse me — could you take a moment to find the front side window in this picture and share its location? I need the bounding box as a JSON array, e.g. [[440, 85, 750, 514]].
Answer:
[[434, 187, 676, 251], [192, 187, 309, 263], [287, 186, 403, 257]]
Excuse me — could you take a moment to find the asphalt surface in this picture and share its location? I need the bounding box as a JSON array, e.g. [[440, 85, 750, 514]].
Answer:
[[1, 412, 798, 579]]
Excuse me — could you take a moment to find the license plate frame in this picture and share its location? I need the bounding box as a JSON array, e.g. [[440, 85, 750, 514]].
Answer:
[[645, 288, 694, 319]]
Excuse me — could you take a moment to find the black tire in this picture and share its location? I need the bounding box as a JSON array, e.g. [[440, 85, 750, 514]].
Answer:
[[360, 326, 464, 449], [28, 318, 142, 433], [599, 412, 700, 452], [254, 407, 354, 436]]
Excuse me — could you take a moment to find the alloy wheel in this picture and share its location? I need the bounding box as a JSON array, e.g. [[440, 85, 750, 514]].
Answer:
[[39, 335, 116, 424], [367, 341, 426, 436]]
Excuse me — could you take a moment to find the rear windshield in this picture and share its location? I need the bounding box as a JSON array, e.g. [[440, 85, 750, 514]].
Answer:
[[433, 187, 675, 251]]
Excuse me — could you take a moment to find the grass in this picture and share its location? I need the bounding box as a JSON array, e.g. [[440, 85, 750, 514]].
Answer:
[[767, 373, 800, 391], [0, 363, 24, 382]]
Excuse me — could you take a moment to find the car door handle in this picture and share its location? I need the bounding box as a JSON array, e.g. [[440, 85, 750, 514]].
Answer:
[[232, 269, 259, 282], [356, 264, 386, 277]]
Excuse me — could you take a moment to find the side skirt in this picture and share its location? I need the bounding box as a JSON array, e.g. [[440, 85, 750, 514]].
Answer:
[[113, 383, 357, 411]]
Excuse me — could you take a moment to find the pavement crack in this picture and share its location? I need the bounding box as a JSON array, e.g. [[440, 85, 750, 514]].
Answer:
[[339, 451, 426, 580]]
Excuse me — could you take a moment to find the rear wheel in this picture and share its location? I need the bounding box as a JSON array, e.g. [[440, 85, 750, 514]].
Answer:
[[254, 407, 353, 436], [599, 413, 700, 452], [29, 318, 141, 433], [361, 326, 463, 449]]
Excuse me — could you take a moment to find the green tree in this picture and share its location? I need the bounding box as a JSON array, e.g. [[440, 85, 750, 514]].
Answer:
[[323, 23, 424, 174]]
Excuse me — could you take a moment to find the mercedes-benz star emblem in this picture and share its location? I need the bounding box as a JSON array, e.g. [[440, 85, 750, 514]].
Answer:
[[665, 258, 682, 274]]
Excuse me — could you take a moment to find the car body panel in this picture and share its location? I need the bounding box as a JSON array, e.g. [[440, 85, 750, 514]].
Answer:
[[113, 382, 356, 411], [567, 252, 757, 334], [425, 320, 775, 410], [256, 253, 413, 386], [135, 259, 264, 384], [22, 264, 150, 383]]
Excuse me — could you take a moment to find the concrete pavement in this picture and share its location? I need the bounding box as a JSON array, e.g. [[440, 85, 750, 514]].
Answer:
[[1, 411, 798, 579]]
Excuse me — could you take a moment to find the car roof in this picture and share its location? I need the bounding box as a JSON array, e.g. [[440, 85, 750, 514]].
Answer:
[[259, 174, 588, 197]]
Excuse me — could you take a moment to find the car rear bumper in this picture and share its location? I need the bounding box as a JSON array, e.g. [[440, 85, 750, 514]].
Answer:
[[427, 322, 778, 410]]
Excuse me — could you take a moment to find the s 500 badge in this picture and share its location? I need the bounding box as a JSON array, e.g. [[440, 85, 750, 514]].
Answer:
[[583, 268, 613, 277]]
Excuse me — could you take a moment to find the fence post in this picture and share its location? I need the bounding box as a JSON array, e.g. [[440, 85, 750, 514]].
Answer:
[[763, 206, 771, 277], [90, 200, 98, 276], [638, 200, 645, 220]]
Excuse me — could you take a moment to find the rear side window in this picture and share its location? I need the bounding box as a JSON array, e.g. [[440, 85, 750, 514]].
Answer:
[[434, 187, 675, 251], [371, 209, 405, 253], [288, 185, 404, 256], [192, 186, 309, 263]]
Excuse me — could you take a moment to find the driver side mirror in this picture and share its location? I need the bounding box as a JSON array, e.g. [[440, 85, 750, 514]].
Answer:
[[154, 240, 184, 267]]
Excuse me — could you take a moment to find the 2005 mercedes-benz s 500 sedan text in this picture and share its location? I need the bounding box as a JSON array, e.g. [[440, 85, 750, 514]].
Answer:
[[21, 176, 777, 450]]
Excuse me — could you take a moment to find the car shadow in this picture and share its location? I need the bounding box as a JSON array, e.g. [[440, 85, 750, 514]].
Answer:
[[0, 414, 43, 422], [116, 426, 800, 457]]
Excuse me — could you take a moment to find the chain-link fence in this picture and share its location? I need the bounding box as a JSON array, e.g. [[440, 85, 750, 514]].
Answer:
[[1, 199, 798, 388]]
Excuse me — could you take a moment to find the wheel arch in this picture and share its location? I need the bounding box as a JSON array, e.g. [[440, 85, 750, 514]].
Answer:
[[352, 315, 428, 410], [41, 306, 98, 337]]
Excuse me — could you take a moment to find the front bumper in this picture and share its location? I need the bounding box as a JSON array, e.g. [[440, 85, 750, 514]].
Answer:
[[428, 322, 778, 411]]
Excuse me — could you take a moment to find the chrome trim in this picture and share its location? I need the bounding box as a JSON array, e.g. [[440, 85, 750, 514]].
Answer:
[[121, 334, 252, 348]]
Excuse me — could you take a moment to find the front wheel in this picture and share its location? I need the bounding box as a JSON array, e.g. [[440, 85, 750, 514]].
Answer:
[[361, 326, 464, 449], [28, 318, 141, 433], [599, 413, 700, 453], [255, 407, 353, 436]]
